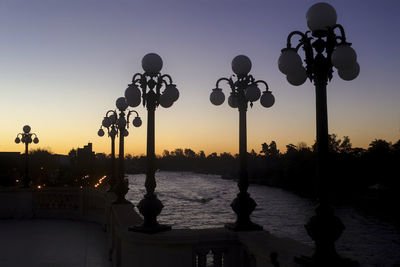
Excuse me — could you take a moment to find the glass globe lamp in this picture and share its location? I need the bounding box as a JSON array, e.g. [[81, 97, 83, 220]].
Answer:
[[125, 84, 141, 107], [278, 48, 303, 75], [142, 53, 163, 75], [164, 84, 179, 102], [159, 93, 173, 108], [102, 117, 111, 128], [306, 2, 337, 33], [98, 129, 105, 137], [132, 116, 142, 127], [228, 94, 239, 108], [245, 84, 261, 102], [23, 125, 31, 133], [331, 44, 357, 70], [260, 91, 275, 108], [116, 97, 128, 111], [338, 62, 360, 81], [287, 66, 307, 86], [210, 88, 225, 106], [232, 55, 252, 77]]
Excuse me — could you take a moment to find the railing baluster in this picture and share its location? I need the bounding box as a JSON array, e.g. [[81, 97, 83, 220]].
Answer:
[[212, 249, 224, 267]]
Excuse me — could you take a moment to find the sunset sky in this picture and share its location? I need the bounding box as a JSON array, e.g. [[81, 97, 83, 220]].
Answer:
[[1, 0, 399, 156]]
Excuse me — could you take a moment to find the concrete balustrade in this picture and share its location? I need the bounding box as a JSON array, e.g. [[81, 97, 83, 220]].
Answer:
[[0, 187, 311, 267]]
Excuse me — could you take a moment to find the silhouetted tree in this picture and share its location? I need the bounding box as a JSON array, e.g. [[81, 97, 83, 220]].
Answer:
[[260, 141, 280, 158], [184, 148, 196, 158], [285, 144, 297, 154], [198, 150, 206, 159], [339, 136, 352, 153]]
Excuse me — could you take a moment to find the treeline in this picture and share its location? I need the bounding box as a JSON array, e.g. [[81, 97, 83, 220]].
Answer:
[[2, 135, 399, 205], [124, 135, 400, 201]]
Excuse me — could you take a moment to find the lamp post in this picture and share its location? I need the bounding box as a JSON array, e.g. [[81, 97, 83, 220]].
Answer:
[[278, 3, 359, 265], [98, 110, 118, 192], [15, 125, 39, 188], [126, 53, 179, 233], [210, 55, 275, 231], [102, 98, 142, 204]]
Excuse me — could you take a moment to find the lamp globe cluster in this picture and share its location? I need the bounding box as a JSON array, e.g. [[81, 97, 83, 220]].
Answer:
[[210, 55, 275, 108], [124, 53, 179, 109], [279, 2, 360, 265], [278, 2, 359, 86], [15, 125, 39, 144]]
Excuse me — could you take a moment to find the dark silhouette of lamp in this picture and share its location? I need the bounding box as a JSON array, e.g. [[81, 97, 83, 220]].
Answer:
[[98, 111, 118, 192], [210, 55, 275, 231], [99, 98, 141, 204], [15, 125, 39, 188], [278, 2, 359, 266], [126, 53, 179, 233]]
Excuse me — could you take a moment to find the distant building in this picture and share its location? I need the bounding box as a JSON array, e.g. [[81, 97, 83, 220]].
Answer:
[[74, 143, 95, 178], [77, 143, 95, 164]]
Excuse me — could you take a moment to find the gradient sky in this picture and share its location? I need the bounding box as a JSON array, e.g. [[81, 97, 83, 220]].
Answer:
[[1, 0, 399, 156]]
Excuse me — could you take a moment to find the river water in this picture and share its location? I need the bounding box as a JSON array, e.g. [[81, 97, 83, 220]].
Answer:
[[126, 172, 400, 266]]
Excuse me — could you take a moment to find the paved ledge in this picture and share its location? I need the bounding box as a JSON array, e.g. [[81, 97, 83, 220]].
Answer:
[[0, 219, 111, 267], [1, 187, 312, 267]]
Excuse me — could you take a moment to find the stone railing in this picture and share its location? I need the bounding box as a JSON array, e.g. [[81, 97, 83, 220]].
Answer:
[[0, 187, 311, 267], [104, 193, 311, 267], [0, 186, 106, 224]]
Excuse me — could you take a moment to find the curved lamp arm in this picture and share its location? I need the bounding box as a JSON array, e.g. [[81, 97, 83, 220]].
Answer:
[[131, 73, 143, 83], [330, 24, 348, 44], [126, 110, 140, 129], [254, 80, 269, 91], [161, 74, 173, 85], [106, 110, 117, 118], [286, 31, 308, 49], [215, 77, 232, 90]]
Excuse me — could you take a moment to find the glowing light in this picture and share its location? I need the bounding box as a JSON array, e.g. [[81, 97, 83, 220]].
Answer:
[[94, 175, 107, 188]]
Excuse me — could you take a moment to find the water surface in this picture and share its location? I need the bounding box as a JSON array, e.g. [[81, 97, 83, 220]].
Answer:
[[126, 172, 400, 266]]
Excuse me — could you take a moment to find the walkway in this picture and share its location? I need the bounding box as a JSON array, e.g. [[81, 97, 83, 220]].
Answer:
[[0, 219, 111, 267]]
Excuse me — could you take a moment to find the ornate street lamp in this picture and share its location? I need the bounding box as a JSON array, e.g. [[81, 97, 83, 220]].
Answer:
[[15, 125, 39, 188], [98, 110, 118, 192], [210, 55, 275, 231], [126, 53, 179, 233], [100, 98, 142, 204], [278, 3, 359, 265]]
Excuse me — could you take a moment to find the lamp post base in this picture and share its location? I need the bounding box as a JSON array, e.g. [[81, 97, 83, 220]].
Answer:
[[112, 178, 129, 204], [226, 192, 263, 231], [130, 192, 171, 234], [296, 203, 358, 266]]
